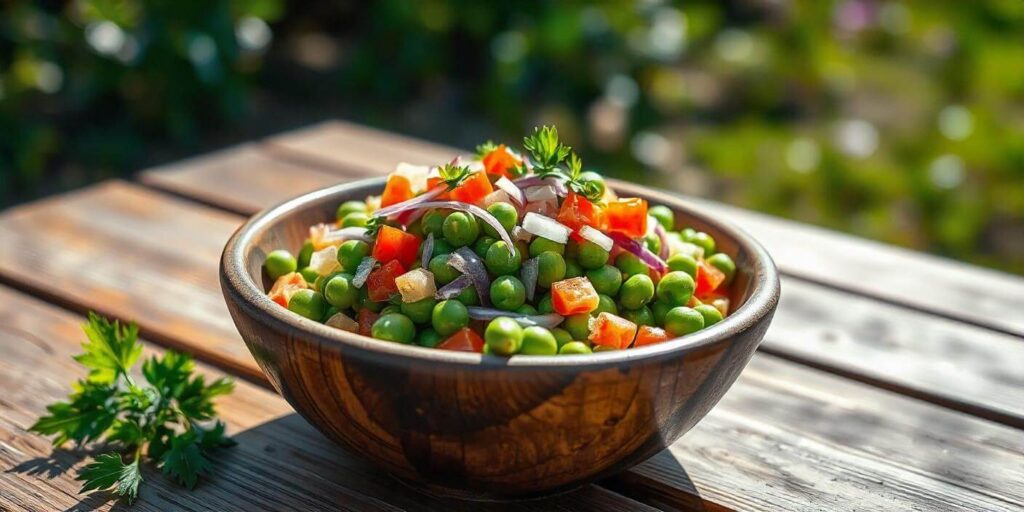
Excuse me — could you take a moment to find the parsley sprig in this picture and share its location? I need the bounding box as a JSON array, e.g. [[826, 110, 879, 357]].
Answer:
[[437, 161, 473, 189], [30, 313, 235, 503], [521, 126, 603, 201]]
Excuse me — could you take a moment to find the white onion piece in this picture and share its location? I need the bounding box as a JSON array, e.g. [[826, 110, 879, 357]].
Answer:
[[448, 247, 491, 306], [352, 257, 377, 288], [524, 198, 559, 217], [421, 233, 434, 269], [435, 274, 473, 300], [326, 312, 359, 332], [512, 225, 533, 243], [578, 225, 614, 252], [466, 307, 564, 329], [309, 246, 341, 276], [494, 177, 525, 206], [374, 200, 515, 256], [513, 176, 568, 196], [521, 257, 539, 301], [524, 185, 557, 203], [395, 268, 437, 303], [609, 232, 668, 273], [322, 226, 371, 244], [522, 212, 571, 244], [482, 189, 511, 208], [394, 162, 430, 193]]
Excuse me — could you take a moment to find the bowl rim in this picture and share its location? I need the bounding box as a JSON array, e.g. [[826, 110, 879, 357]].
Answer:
[[221, 176, 780, 368]]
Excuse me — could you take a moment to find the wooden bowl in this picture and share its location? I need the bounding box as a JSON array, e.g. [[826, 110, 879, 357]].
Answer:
[[221, 177, 780, 499]]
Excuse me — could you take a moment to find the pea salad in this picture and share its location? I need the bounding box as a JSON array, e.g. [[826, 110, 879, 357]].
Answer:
[[263, 126, 737, 355]]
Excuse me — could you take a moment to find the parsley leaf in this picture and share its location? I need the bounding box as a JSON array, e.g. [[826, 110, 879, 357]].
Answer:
[[77, 453, 143, 503], [30, 380, 118, 447], [437, 162, 473, 189], [522, 125, 572, 173], [475, 140, 498, 158], [75, 313, 142, 384], [161, 431, 214, 490]]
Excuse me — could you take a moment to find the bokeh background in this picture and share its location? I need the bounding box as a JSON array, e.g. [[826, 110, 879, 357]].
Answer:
[[2, 0, 1022, 274]]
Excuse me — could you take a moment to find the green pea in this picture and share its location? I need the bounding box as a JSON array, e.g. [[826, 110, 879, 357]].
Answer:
[[314, 271, 342, 293], [337, 240, 371, 272], [651, 300, 672, 326], [490, 276, 526, 311], [371, 313, 416, 344], [430, 239, 454, 258], [324, 273, 358, 309], [421, 209, 449, 236], [694, 304, 724, 327], [520, 327, 558, 355], [592, 294, 618, 316], [529, 237, 565, 257], [401, 297, 438, 324], [648, 205, 674, 230], [431, 300, 469, 336], [550, 328, 573, 349], [485, 202, 519, 237], [666, 253, 698, 278], [265, 250, 297, 280], [644, 233, 661, 255], [615, 252, 648, 277], [576, 240, 609, 270], [585, 265, 623, 296], [563, 313, 591, 341], [687, 231, 716, 255], [657, 271, 695, 307], [621, 306, 655, 327], [706, 253, 736, 286], [536, 252, 566, 288], [619, 274, 655, 310], [473, 236, 498, 258], [341, 212, 370, 228], [380, 304, 401, 316], [680, 227, 697, 240], [416, 328, 444, 348], [664, 307, 704, 336], [485, 317, 523, 356], [558, 341, 593, 355], [516, 304, 539, 316], [485, 242, 522, 276], [406, 217, 424, 237], [565, 238, 580, 260], [456, 286, 479, 306], [297, 240, 314, 269], [336, 201, 368, 221], [287, 290, 326, 320], [298, 267, 320, 284], [358, 286, 384, 312], [564, 259, 583, 279], [442, 212, 480, 247], [537, 293, 554, 314], [578, 171, 606, 198], [429, 254, 461, 285]]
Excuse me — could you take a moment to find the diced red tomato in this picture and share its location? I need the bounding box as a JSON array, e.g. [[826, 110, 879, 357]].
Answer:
[[366, 260, 406, 302], [588, 312, 638, 349], [481, 145, 521, 179], [695, 260, 726, 295], [606, 198, 648, 238], [357, 309, 380, 337], [371, 225, 421, 268], [437, 327, 485, 352], [380, 174, 415, 208], [448, 171, 493, 204], [634, 326, 671, 347], [550, 277, 600, 316], [268, 272, 308, 308], [557, 192, 607, 232]]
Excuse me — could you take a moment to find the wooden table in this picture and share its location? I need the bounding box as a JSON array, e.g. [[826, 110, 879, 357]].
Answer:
[[1, 121, 1022, 511]]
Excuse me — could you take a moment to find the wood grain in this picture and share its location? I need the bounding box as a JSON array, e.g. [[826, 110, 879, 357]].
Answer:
[[0, 286, 653, 512], [260, 121, 1024, 337], [2, 183, 1023, 509]]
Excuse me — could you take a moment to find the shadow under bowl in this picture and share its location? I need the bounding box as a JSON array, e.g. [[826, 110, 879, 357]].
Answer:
[[221, 177, 780, 499]]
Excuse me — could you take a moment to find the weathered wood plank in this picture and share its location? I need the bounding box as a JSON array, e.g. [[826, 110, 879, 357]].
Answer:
[[0, 286, 652, 512], [2, 183, 1022, 510], [261, 121, 1024, 336]]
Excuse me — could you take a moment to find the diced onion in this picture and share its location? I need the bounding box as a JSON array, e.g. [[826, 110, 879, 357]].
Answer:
[[448, 247, 491, 306], [421, 233, 434, 270], [395, 268, 437, 303], [522, 212, 571, 244], [513, 176, 568, 196], [394, 162, 430, 193], [524, 199, 559, 217], [482, 189, 512, 208], [578, 225, 614, 252], [435, 274, 473, 300], [512, 226, 533, 243], [352, 257, 377, 288], [466, 307, 564, 329], [309, 246, 341, 276], [494, 177, 525, 206], [521, 258, 539, 301], [524, 185, 557, 203], [326, 312, 359, 332]]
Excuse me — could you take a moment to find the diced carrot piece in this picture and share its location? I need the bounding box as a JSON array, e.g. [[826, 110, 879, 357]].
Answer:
[[588, 312, 638, 349], [366, 260, 406, 302], [687, 295, 704, 308], [448, 171, 493, 204], [371, 225, 421, 268], [437, 327, 485, 352], [357, 309, 380, 336], [695, 260, 726, 295], [634, 326, 671, 347], [268, 272, 308, 308], [425, 168, 450, 200], [380, 174, 415, 208], [481, 145, 521, 179], [550, 277, 600, 315], [557, 192, 607, 232], [606, 198, 648, 238]]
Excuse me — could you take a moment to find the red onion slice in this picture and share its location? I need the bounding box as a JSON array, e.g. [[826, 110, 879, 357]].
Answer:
[[372, 184, 447, 218], [373, 200, 515, 256], [609, 232, 668, 273], [322, 227, 371, 243], [494, 177, 525, 206], [421, 233, 434, 269], [653, 222, 670, 260], [352, 256, 377, 288], [521, 257, 539, 301], [448, 247, 491, 306], [435, 274, 473, 300], [466, 307, 564, 329]]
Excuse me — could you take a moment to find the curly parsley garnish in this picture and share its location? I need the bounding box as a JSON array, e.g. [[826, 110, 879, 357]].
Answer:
[[30, 313, 235, 503], [521, 125, 603, 201]]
